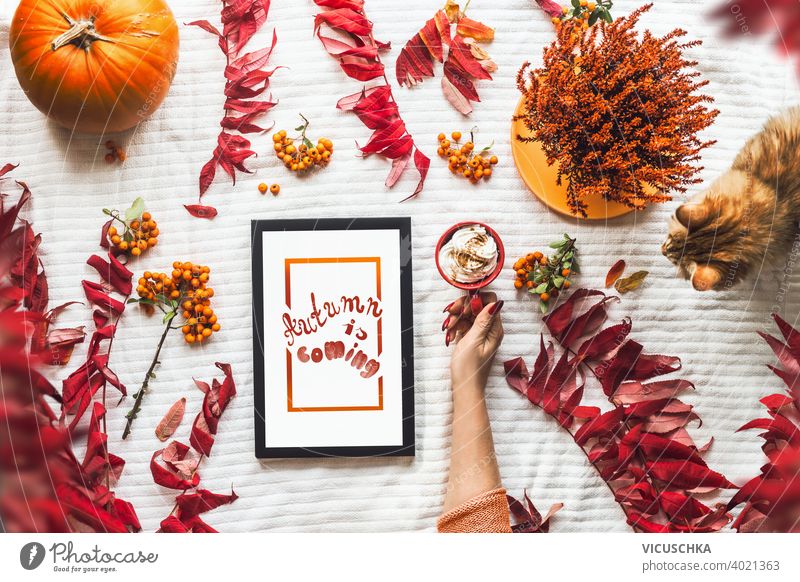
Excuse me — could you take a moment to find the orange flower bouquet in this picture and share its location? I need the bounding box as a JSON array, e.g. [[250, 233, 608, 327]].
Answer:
[[515, 4, 718, 217]]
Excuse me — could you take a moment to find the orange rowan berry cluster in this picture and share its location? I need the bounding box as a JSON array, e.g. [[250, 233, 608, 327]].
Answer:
[[107, 208, 159, 257], [437, 131, 497, 183], [136, 262, 220, 344], [104, 140, 126, 163], [512, 235, 578, 313], [272, 116, 333, 173]]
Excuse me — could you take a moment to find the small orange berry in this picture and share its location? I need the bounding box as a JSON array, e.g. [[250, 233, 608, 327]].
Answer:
[[258, 183, 268, 194], [514, 279, 523, 289], [526, 280, 534, 288], [562, 269, 571, 277], [270, 184, 280, 195], [185, 334, 196, 344], [540, 292, 550, 302]]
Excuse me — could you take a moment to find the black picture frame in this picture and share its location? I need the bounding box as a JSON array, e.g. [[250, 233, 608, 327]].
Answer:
[[251, 217, 415, 458]]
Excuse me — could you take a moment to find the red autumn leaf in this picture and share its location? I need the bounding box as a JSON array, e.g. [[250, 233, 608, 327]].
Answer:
[[507, 490, 562, 533], [155, 397, 187, 442], [505, 285, 732, 532], [647, 460, 737, 490], [150, 449, 200, 490], [605, 259, 626, 288], [533, 0, 564, 18], [158, 515, 190, 533], [185, 204, 219, 219], [184, 516, 219, 533], [543, 288, 606, 339], [175, 489, 238, 520], [456, 17, 494, 42], [573, 407, 623, 445], [313, 2, 428, 200], [193, 1, 277, 213], [396, 9, 494, 114], [395, 11, 450, 86], [86, 253, 133, 296], [55, 483, 128, 533], [314, 8, 372, 36]]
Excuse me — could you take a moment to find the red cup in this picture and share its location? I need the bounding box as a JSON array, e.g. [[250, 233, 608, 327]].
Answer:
[[435, 222, 505, 313]]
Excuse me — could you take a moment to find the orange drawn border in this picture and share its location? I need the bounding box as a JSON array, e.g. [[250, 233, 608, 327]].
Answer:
[[284, 257, 383, 412]]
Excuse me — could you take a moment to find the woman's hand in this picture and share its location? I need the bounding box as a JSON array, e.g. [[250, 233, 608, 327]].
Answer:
[[444, 292, 504, 395]]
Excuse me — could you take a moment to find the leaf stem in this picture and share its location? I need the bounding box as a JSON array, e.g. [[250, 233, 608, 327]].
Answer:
[[122, 318, 174, 440]]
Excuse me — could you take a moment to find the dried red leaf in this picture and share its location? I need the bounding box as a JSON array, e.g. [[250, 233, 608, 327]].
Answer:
[[175, 489, 238, 520], [156, 398, 187, 442], [150, 449, 200, 490], [192, 2, 277, 213], [184, 204, 219, 219], [314, 1, 428, 199], [605, 259, 626, 288], [507, 490, 562, 533], [505, 287, 732, 532], [396, 10, 494, 114], [534, 0, 564, 18]]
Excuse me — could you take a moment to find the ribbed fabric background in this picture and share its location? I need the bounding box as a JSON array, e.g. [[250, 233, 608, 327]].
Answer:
[[1, 0, 799, 532]]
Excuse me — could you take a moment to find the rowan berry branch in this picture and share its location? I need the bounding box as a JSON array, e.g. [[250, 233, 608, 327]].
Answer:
[[122, 318, 175, 440]]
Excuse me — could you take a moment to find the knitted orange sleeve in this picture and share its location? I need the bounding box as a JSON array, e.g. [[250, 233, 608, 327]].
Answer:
[[436, 488, 512, 533]]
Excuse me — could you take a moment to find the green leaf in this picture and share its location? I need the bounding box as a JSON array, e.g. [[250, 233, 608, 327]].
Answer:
[[303, 137, 314, 149], [102, 208, 113, 216], [601, 7, 612, 22], [162, 311, 176, 325], [149, 372, 156, 379], [123, 231, 133, 242], [126, 298, 139, 304], [588, 10, 599, 25], [481, 141, 495, 152], [294, 125, 305, 132], [553, 276, 565, 288], [534, 282, 549, 294], [138, 298, 155, 306], [572, 0, 580, 7], [549, 240, 565, 249], [124, 197, 145, 222], [539, 300, 549, 314]]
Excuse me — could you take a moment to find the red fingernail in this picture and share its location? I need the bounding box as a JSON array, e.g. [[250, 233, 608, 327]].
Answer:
[[443, 301, 455, 313], [445, 332, 451, 347], [489, 300, 504, 315], [442, 316, 451, 331]]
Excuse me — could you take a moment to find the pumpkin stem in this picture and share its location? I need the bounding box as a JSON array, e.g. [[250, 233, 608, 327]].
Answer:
[[51, 17, 114, 51]]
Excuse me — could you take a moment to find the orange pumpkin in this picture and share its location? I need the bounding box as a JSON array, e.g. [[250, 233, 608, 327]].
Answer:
[[9, 0, 180, 134]]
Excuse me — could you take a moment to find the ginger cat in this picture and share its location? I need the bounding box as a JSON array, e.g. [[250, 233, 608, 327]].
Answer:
[[662, 106, 800, 291]]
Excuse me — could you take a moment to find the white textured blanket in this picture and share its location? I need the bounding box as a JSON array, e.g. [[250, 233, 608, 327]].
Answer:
[[2, 0, 799, 532]]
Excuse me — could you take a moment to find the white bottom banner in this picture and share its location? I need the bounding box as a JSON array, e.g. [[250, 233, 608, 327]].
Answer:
[[1, 533, 798, 581]]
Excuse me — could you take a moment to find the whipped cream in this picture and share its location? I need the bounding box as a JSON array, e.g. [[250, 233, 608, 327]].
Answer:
[[438, 225, 498, 284]]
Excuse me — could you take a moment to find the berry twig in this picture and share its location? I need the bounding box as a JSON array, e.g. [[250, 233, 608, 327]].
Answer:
[[122, 318, 175, 440], [122, 262, 220, 438]]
